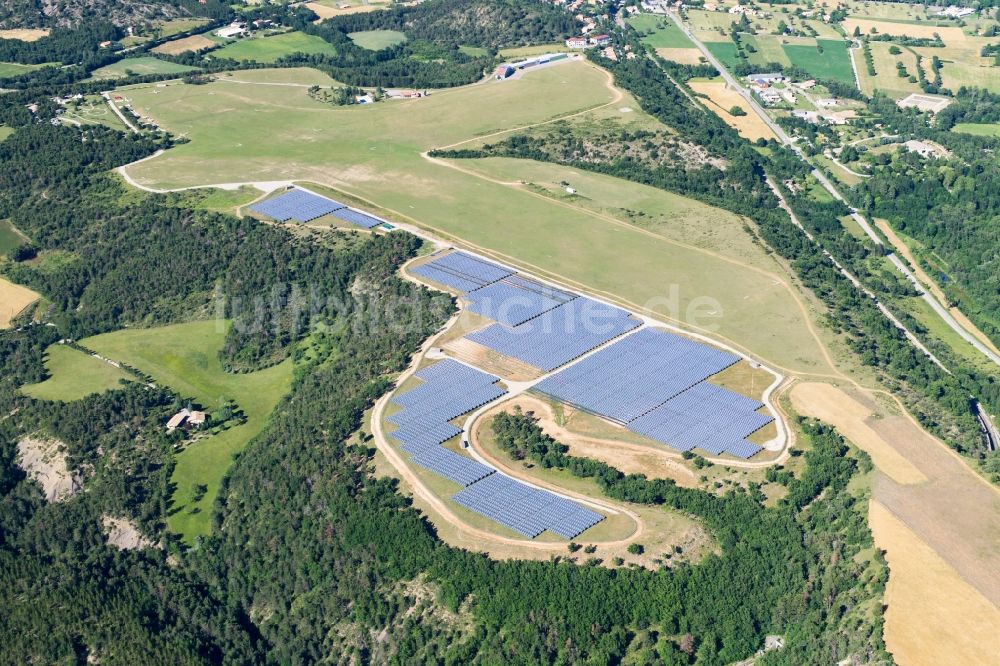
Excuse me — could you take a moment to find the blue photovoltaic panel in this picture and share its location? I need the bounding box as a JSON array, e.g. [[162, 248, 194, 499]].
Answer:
[[534, 327, 740, 423], [466, 297, 640, 371], [626, 382, 772, 458], [409, 252, 514, 293], [452, 474, 604, 539], [331, 207, 383, 229], [411, 448, 495, 487], [249, 188, 345, 222], [465, 275, 578, 327]]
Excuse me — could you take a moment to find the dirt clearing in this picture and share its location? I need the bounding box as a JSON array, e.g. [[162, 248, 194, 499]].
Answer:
[[689, 81, 775, 141], [656, 47, 704, 65], [102, 515, 156, 550], [0, 276, 40, 328], [789, 382, 925, 484], [871, 501, 1000, 665], [16, 437, 81, 502]]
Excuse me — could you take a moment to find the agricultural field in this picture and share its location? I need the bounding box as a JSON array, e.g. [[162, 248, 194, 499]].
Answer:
[[211, 31, 338, 62], [783, 39, 854, 83], [82, 320, 294, 542], [0, 28, 48, 41], [348, 29, 407, 50], [21, 345, 134, 402], [152, 32, 221, 55], [0, 276, 39, 328], [690, 79, 776, 141], [90, 57, 199, 80], [854, 41, 924, 98], [0, 126, 11, 142], [627, 13, 696, 49], [952, 122, 1000, 137], [306, 0, 391, 19], [121, 62, 833, 374]]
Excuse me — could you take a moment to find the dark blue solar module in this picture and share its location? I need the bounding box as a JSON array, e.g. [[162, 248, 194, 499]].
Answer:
[[534, 327, 740, 424], [249, 188, 346, 222], [331, 207, 383, 229], [627, 383, 773, 459], [466, 297, 640, 371], [452, 474, 604, 539], [410, 252, 514, 293], [465, 275, 578, 327], [411, 448, 495, 486]]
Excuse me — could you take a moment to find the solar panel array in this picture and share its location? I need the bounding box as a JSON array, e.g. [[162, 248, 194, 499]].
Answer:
[[628, 382, 772, 458], [452, 473, 604, 539], [249, 188, 346, 222], [535, 328, 740, 423], [467, 298, 640, 371], [331, 207, 384, 229], [410, 252, 515, 293], [534, 328, 769, 458], [387, 357, 603, 538], [465, 275, 578, 327]]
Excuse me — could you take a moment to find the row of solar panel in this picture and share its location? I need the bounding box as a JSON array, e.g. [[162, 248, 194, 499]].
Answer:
[[534, 327, 740, 424], [465, 276, 578, 327], [248, 188, 385, 229], [467, 298, 641, 372], [452, 473, 604, 539], [410, 251, 515, 293], [387, 358, 602, 538]]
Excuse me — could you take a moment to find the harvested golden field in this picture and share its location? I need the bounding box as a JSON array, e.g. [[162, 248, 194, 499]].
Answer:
[[843, 18, 966, 43], [306, 1, 389, 19], [790, 382, 925, 485], [0, 276, 39, 328], [152, 34, 217, 55], [0, 28, 49, 41], [870, 501, 1000, 666], [655, 47, 704, 65], [689, 81, 775, 141]]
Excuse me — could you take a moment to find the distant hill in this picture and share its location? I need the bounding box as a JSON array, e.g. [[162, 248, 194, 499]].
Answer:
[[0, 0, 228, 29]]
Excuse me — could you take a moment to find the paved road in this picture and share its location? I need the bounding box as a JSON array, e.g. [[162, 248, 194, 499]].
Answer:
[[669, 10, 1000, 371]]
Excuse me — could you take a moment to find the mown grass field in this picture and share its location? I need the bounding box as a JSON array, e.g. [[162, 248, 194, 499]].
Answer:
[[0, 126, 12, 143], [0, 61, 53, 78], [952, 122, 1000, 136], [854, 41, 924, 98], [348, 29, 406, 50], [212, 31, 338, 62], [82, 320, 293, 542], [91, 57, 199, 79], [121, 63, 834, 373], [627, 14, 695, 49], [783, 39, 855, 84], [21, 345, 134, 401]]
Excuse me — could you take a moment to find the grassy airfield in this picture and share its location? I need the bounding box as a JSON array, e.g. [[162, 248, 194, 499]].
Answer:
[[122, 62, 832, 375]]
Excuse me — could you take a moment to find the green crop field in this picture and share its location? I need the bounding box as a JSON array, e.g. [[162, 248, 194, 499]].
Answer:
[[90, 57, 199, 79], [783, 39, 855, 84], [212, 31, 338, 62], [82, 320, 293, 542], [952, 123, 1000, 136], [741, 34, 791, 68], [705, 41, 740, 69], [627, 14, 695, 48], [348, 29, 407, 50], [21, 345, 133, 401], [120, 62, 834, 374]]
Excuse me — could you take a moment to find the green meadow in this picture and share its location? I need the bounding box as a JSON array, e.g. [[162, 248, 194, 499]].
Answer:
[[82, 320, 293, 542], [212, 31, 338, 62], [21, 345, 134, 401]]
